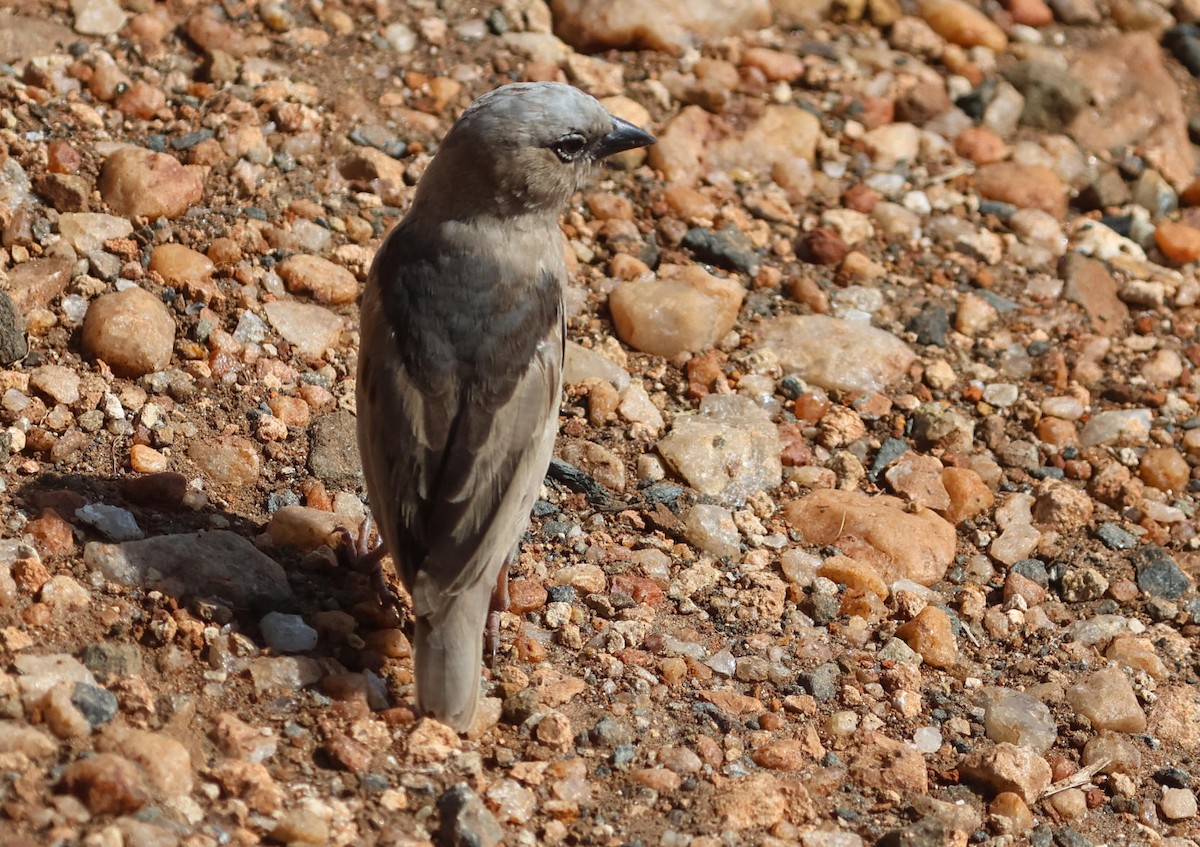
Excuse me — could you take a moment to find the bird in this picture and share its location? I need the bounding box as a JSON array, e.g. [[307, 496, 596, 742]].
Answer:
[[355, 82, 655, 731]]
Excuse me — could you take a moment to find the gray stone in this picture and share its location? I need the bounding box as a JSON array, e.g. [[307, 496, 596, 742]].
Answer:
[[1131, 169, 1178, 219], [83, 530, 294, 610], [1047, 0, 1100, 21], [71, 682, 118, 726], [1095, 522, 1138, 550], [906, 303, 949, 347], [911, 403, 976, 453], [682, 226, 758, 274], [1012, 559, 1049, 586], [1054, 827, 1094, 847], [563, 342, 630, 390], [800, 663, 840, 702], [263, 300, 346, 358], [979, 686, 1057, 753], [1164, 24, 1200, 77], [307, 410, 363, 488], [682, 504, 740, 559], [0, 293, 28, 366], [0, 158, 31, 229], [1133, 546, 1189, 599], [591, 716, 634, 747], [1076, 168, 1130, 212], [75, 503, 144, 542], [878, 637, 922, 665], [437, 783, 504, 847], [259, 612, 318, 654], [1004, 61, 1090, 132], [80, 643, 143, 680]]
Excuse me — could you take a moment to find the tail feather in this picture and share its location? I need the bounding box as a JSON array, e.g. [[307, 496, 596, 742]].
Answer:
[[413, 586, 490, 732]]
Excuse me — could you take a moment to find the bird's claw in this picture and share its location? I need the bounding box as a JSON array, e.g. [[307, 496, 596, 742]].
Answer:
[[485, 561, 510, 666], [336, 514, 401, 611]]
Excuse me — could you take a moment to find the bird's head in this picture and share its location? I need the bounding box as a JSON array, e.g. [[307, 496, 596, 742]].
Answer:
[[416, 82, 655, 218]]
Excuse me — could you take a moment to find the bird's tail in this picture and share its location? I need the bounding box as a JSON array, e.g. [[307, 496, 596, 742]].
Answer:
[[413, 587, 490, 733]]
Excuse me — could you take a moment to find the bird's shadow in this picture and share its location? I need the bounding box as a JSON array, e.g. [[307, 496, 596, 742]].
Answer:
[[8, 471, 398, 676], [6, 455, 636, 687]]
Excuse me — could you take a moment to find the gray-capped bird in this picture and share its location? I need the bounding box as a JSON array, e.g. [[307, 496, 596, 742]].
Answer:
[[356, 82, 654, 731]]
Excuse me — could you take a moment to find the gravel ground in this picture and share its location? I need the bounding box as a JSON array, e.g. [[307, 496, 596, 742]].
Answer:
[[1, 0, 1200, 844]]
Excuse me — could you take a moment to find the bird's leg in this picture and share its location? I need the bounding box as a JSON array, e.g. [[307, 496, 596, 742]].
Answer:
[[336, 514, 400, 610], [485, 560, 510, 665]]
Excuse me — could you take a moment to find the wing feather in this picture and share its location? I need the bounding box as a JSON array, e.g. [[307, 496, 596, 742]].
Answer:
[[356, 218, 564, 624]]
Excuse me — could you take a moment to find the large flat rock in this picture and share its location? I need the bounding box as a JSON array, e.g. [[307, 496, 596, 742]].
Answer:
[[84, 530, 294, 610]]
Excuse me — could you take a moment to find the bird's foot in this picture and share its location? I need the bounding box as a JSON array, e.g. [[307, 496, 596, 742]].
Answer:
[[485, 561, 510, 666], [336, 514, 400, 610]]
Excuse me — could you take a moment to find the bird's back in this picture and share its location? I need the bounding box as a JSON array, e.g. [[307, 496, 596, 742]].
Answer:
[[356, 213, 565, 727]]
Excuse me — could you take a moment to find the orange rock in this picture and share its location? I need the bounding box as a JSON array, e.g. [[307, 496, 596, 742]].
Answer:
[[513, 634, 548, 663], [129, 444, 168, 473], [47, 140, 81, 174], [663, 185, 718, 221], [81, 287, 176, 377], [750, 739, 810, 771], [990, 793, 1034, 834], [11, 556, 50, 595], [659, 657, 687, 684], [885, 452, 951, 511], [611, 573, 666, 605], [507, 579, 548, 614], [895, 605, 959, 668], [115, 80, 166, 119], [741, 47, 805, 82], [1066, 666, 1147, 733], [364, 629, 412, 659], [1003, 571, 1046, 606], [277, 254, 358, 305], [919, 0, 1008, 52], [939, 466, 995, 524], [98, 147, 203, 219], [1139, 446, 1190, 492], [860, 96, 895, 129], [267, 395, 310, 428], [1005, 0, 1053, 25], [842, 184, 881, 213], [1106, 634, 1169, 680], [793, 391, 831, 423], [848, 732, 929, 794], [1036, 416, 1078, 447], [1181, 178, 1200, 207], [817, 555, 887, 599], [700, 689, 766, 716], [785, 489, 955, 586], [961, 743, 1051, 804], [25, 508, 75, 556], [629, 767, 682, 792], [976, 162, 1068, 218], [955, 126, 1008, 164], [60, 753, 150, 815], [1154, 220, 1200, 265], [149, 244, 214, 289]]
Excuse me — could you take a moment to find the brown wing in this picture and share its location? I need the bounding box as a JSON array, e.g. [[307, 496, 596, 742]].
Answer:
[[356, 220, 563, 622]]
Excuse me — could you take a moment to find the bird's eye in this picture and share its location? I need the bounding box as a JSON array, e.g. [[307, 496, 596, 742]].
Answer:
[[550, 133, 588, 163]]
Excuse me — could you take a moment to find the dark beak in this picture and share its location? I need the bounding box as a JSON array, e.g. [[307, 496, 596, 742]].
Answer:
[[594, 116, 655, 159]]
